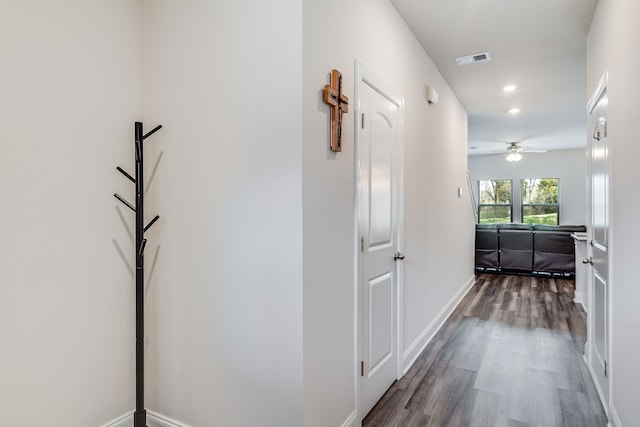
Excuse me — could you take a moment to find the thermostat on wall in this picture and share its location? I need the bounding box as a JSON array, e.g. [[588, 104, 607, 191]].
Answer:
[[427, 85, 438, 105]]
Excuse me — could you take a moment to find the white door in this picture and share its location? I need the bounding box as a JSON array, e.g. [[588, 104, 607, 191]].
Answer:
[[356, 63, 404, 418], [587, 73, 609, 403]]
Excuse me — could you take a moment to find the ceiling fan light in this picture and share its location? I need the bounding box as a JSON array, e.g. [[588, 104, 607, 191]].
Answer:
[[506, 152, 522, 162], [503, 84, 518, 92]]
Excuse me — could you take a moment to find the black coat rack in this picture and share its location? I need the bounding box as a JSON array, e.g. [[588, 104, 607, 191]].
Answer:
[[114, 122, 162, 427]]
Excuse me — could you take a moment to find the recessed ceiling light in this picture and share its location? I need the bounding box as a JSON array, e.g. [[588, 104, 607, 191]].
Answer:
[[503, 84, 518, 92], [508, 108, 521, 114]]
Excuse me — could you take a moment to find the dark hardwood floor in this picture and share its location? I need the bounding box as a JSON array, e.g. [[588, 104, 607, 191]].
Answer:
[[363, 273, 607, 427]]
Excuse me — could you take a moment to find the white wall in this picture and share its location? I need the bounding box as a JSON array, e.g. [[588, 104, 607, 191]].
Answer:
[[0, 1, 141, 426], [141, 1, 303, 426], [588, 1, 640, 425], [303, 0, 473, 425], [468, 149, 587, 225], [1, 1, 474, 425]]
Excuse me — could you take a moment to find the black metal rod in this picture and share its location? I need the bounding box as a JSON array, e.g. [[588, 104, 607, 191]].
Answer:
[[144, 215, 160, 233], [116, 166, 135, 183], [134, 121, 146, 427], [143, 124, 162, 140], [138, 239, 147, 258], [114, 193, 135, 212]]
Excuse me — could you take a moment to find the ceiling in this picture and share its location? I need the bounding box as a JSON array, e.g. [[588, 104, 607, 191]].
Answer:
[[391, 0, 599, 156]]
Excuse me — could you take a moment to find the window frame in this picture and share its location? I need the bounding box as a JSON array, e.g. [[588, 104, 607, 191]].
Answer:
[[520, 178, 560, 225], [477, 179, 514, 224]]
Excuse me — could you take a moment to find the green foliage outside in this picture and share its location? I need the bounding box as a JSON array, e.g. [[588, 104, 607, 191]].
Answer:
[[480, 210, 558, 225], [522, 213, 558, 225], [478, 178, 559, 225], [481, 215, 512, 224], [479, 179, 512, 204], [521, 178, 558, 204], [521, 179, 559, 224], [478, 179, 514, 224], [478, 205, 511, 223]]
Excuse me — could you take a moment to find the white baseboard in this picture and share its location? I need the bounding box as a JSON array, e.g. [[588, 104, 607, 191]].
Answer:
[[100, 412, 133, 427], [402, 274, 476, 374], [100, 411, 190, 427], [609, 403, 622, 427], [340, 410, 357, 427], [574, 291, 586, 310], [148, 411, 191, 427]]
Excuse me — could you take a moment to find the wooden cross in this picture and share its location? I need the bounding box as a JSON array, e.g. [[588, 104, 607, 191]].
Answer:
[[323, 69, 349, 152]]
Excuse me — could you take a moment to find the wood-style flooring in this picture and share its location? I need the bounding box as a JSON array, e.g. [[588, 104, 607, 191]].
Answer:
[[363, 273, 607, 427]]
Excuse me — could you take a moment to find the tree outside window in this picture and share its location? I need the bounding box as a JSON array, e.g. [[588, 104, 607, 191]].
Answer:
[[521, 178, 559, 224], [478, 179, 512, 223]]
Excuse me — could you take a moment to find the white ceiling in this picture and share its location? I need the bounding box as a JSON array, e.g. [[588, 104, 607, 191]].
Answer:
[[391, 0, 599, 156]]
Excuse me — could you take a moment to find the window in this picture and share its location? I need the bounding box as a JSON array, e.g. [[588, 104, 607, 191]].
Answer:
[[521, 178, 559, 224], [478, 179, 512, 223]]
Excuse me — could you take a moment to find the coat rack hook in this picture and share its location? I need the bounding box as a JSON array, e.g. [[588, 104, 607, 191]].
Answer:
[[135, 140, 142, 163], [114, 193, 136, 212], [144, 215, 160, 233], [138, 239, 147, 258], [116, 166, 135, 183], [143, 124, 163, 140]]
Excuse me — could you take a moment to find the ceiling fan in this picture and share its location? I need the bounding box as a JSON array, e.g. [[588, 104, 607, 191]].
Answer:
[[468, 141, 549, 158], [502, 142, 547, 162]]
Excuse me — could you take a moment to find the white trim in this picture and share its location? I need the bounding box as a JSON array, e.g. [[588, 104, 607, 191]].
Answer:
[[98, 411, 190, 427], [353, 59, 363, 427], [402, 275, 476, 373], [573, 291, 586, 310], [147, 410, 191, 427], [395, 71, 406, 383], [584, 354, 609, 418], [605, 67, 615, 427], [585, 68, 614, 416], [99, 412, 133, 427], [609, 403, 622, 427], [340, 410, 357, 427], [587, 72, 608, 114]]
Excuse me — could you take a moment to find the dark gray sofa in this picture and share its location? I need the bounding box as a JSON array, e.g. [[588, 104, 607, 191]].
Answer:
[[475, 223, 586, 275]]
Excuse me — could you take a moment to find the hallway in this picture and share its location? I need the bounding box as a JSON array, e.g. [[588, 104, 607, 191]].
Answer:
[[363, 274, 607, 426]]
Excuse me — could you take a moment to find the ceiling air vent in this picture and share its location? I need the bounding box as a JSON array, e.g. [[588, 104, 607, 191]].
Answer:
[[456, 52, 491, 66]]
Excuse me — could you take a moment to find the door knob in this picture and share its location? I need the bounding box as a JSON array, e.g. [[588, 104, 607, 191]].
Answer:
[[582, 257, 593, 265], [393, 252, 405, 261]]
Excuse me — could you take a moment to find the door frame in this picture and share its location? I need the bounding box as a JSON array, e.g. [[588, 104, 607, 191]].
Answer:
[[353, 60, 405, 422], [585, 69, 613, 415]]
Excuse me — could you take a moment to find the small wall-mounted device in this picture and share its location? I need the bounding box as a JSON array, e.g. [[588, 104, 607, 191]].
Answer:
[[427, 85, 438, 105]]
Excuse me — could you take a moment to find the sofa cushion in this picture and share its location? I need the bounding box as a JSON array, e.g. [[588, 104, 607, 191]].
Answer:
[[499, 229, 533, 270], [476, 228, 498, 250], [475, 226, 499, 269], [534, 253, 575, 273], [498, 223, 534, 231], [533, 224, 586, 233], [533, 230, 580, 273]]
